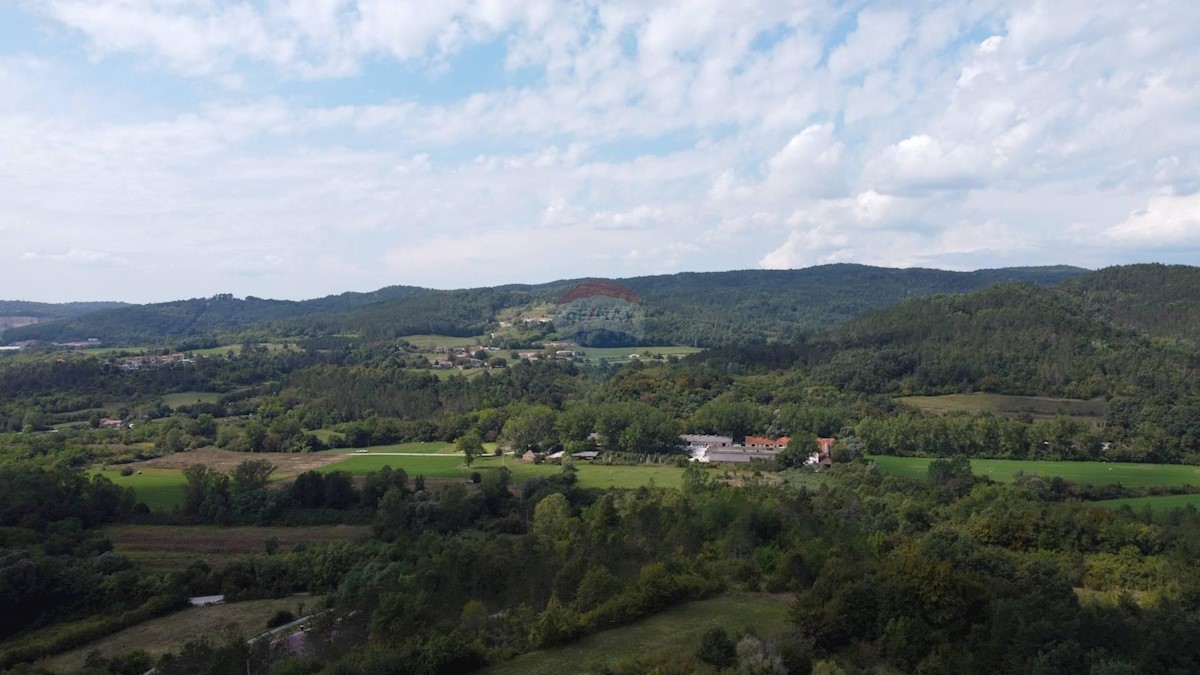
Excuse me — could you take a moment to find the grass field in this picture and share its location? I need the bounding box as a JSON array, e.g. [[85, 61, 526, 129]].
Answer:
[[322, 454, 687, 489], [400, 334, 482, 349], [869, 455, 1200, 488], [322, 441, 457, 455], [104, 524, 371, 572], [575, 346, 705, 361], [485, 593, 790, 675], [97, 468, 188, 511], [160, 391, 222, 409], [896, 392, 1107, 421], [35, 597, 315, 673], [1095, 493, 1200, 511]]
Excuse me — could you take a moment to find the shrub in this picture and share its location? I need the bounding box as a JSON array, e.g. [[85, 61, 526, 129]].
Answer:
[[266, 610, 296, 629]]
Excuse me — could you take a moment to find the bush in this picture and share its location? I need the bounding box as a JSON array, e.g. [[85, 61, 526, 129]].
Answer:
[[119, 467, 134, 477], [266, 610, 296, 629], [696, 626, 736, 668]]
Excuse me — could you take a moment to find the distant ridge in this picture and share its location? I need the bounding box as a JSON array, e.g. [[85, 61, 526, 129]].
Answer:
[[2, 264, 1093, 347]]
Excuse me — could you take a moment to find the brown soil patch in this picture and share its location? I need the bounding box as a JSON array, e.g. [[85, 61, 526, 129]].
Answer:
[[122, 449, 345, 475]]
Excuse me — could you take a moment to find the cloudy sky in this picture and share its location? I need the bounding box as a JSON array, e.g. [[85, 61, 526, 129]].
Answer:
[[3, 0, 1198, 302]]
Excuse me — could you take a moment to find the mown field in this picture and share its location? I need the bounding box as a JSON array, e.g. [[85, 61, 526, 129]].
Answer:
[[896, 392, 1107, 421], [400, 334, 482, 349], [160, 391, 222, 409], [104, 524, 371, 572], [35, 596, 314, 673], [484, 593, 790, 675], [574, 346, 705, 361], [869, 455, 1200, 488], [97, 468, 188, 511]]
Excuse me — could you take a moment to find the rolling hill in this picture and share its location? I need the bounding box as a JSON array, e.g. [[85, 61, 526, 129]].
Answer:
[[1, 264, 1091, 347]]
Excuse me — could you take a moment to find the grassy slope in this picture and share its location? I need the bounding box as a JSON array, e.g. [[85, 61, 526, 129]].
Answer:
[[35, 597, 313, 673], [869, 455, 1200, 488], [896, 392, 1107, 420], [1095, 493, 1200, 511], [485, 593, 790, 675]]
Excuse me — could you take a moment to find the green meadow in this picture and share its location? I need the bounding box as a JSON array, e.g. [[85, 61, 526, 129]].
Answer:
[[400, 334, 482, 349], [896, 392, 1107, 421], [575, 345, 705, 361], [1095, 493, 1200, 512], [869, 455, 1200, 488], [160, 391, 222, 409], [97, 469, 188, 511], [485, 593, 790, 675]]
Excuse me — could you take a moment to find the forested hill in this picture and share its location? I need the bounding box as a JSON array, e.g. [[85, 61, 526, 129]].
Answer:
[[1, 286, 425, 345], [1061, 263, 1200, 342], [0, 264, 1089, 346], [695, 280, 1200, 401], [275, 264, 1092, 347], [0, 300, 127, 319]]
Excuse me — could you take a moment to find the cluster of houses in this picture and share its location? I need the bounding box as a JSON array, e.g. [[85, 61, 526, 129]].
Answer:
[[683, 434, 835, 468]]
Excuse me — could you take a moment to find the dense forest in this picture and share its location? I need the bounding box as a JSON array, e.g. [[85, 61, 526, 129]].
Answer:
[[1, 263, 1200, 673]]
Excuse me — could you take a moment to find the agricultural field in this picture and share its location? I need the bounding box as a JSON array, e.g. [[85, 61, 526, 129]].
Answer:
[[400, 334, 482, 349], [160, 391, 222, 409], [1095, 493, 1200, 512], [869, 455, 1200, 488], [485, 593, 790, 675], [97, 468, 188, 511], [34, 596, 316, 673], [323, 453, 688, 489], [104, 524, 370, 572], [322, 441, 457, 455], [896, 392, 1107, 422], [574, 345, 705, 361]]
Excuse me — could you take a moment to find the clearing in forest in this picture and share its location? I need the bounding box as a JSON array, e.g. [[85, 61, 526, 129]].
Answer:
[[34, 596, 316, 673], [896, 392, 1107, 421], [484, 593, 790, 675], [869, 455, 1200, 488]]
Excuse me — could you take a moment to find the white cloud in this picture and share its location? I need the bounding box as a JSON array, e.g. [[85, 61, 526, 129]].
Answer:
[[4, 0, 1199, 301], [1105, 193, 1200, 246], [21, 248, 129, 267]]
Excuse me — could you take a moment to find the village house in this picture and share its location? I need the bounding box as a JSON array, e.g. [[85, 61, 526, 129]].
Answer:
[[98, 418, 124, 429]]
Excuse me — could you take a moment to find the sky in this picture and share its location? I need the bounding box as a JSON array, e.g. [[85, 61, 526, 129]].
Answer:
[[2, 0, 1198, 303]]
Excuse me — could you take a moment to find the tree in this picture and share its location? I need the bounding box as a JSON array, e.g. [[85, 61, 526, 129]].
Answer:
[[231, 459, 275, 495], [457, 430, 484, 468], [696, 626, 736, 668], [777, 432, 818, 468]]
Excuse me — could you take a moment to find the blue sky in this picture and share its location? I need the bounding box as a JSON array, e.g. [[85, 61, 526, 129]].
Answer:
[[3, 0, 1199, 302]]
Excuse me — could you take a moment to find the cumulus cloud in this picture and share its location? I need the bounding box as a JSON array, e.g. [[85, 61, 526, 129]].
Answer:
[[4, 0, 1199, 301], [1105, 193, 1200, 245]]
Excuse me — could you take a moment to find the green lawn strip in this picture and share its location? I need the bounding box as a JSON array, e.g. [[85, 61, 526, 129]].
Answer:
[[1094, 493, 1200, 511], [160, 391, 222, 409], [97, 468, 188, 511], [575, 346, 705, 361], [896, 392, 1107, 420], [34, 597, 314, 673], [869, 455, 1200, 487], [485, 593, 790, 675], [320, 441, 457, 456], [399, 334, 482, 349]]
